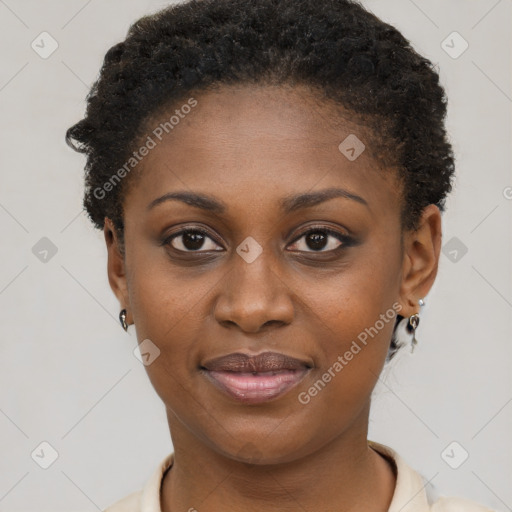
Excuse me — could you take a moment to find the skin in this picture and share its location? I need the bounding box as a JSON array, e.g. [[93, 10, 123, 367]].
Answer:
[[104, 84, 442, 512]]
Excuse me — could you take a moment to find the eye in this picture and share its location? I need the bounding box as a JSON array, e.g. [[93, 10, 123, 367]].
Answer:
[[287, 227, 352, 253], [163, 228, 224, 252]]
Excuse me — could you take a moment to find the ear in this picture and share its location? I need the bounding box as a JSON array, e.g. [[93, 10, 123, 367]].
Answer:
[[398, 204, 442, 316], [104, 217, 131, 323]]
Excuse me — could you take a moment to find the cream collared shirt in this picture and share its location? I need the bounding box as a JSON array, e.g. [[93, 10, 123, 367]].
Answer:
[[104, 441, 496, 512]]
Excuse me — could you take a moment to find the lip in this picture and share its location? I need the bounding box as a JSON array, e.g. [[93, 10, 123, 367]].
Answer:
[[202, 351, 312, 372], [200, 351, 312, 404]]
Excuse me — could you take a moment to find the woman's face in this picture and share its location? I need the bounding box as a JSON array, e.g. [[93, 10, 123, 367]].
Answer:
[[105, 84, 439, 464]]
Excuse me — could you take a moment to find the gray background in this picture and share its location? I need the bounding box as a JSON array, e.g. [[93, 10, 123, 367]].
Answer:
[[0, 0, 510, 510]]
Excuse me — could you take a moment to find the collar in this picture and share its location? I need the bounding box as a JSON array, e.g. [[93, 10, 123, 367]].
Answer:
[[368, 441, 432, 512], [137, 441, 433, 512]]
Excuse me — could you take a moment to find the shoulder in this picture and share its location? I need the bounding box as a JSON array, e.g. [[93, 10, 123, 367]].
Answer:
[[368, 441, 497, 512], [102, 452, 174, 512], [431, 496, 496, 512], [103, 490, 142, 512]]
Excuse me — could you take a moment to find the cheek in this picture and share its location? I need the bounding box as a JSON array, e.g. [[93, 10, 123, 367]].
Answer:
[[126, 264, 186, 359], [128, 246, 214, 342], [297, 248, 400, 354], [294, 244, 400, 401], [126, 254, 225, 401], [293, 314, 395, 450]]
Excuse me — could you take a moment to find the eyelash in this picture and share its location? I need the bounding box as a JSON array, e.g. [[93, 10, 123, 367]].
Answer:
[[161, 225, 354, 255]]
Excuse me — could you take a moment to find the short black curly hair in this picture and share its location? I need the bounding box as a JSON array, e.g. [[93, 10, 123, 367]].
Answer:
[[66, 0, 455, 359]]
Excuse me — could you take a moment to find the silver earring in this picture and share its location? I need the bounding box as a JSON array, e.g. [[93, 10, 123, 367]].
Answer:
[[406, 298, 423, 352], [406, 314, 420, 352], [119, 309, 128, 332]]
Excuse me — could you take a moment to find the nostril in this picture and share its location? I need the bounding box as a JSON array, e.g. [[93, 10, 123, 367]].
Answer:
[[262, 320, 284, 328]]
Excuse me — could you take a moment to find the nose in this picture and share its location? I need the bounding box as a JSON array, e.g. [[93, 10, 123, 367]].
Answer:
[[213, 250, 294, 334]]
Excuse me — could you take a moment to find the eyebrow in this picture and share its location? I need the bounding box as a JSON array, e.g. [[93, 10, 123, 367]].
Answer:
[[281, 187, 369, 213], [146, 187, 369, 214]]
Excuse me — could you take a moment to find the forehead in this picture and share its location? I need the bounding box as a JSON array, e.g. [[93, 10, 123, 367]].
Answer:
[[125, 84, 401, 217], [150, 83, 370, 154]]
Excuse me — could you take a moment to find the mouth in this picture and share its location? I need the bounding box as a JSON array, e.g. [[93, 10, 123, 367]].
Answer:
[[200, 351, 312, 404]]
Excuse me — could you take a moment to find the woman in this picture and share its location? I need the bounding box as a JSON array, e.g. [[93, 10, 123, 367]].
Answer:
[[66, 0, 495, 510]]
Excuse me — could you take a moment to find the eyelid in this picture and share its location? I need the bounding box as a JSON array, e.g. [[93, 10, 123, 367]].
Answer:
[[160, 226, 224, 250], [289, 224, 349, 242], [287, 225, 352, 252]]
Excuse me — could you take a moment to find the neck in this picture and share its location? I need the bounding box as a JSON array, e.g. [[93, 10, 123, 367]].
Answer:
[[161, 404, 396, 512]]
